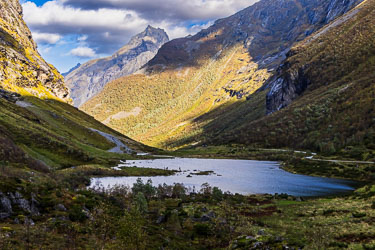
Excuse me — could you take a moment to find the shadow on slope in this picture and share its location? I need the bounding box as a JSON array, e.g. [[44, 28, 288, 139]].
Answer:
[[0, 94, 159, 171]]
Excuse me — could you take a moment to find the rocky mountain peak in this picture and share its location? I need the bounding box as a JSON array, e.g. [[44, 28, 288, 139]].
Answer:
[[117, 26, 169, 56], [65, 26, 169, 107]]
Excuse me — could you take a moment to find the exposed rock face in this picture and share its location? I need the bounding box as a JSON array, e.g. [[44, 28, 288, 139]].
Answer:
[[0, 0, 70, 101], [266, 0, 364, 113], [0, 191, 40, 219], [65, 26, 169, 107], [148, 0, 363, 71]]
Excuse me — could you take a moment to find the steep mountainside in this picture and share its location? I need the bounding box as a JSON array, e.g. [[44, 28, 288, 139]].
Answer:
[[62, 63, 81, 77], [0, 1, 155, 171], [212, 0, 375, 159], [0, 0, 69, 101], [82, 0, 362, 149], [65, 26, 169, 107]]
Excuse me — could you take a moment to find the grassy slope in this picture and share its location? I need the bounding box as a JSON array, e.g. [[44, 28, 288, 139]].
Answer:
[[82, 45, 270, 149], [0, 95, 159, 171], [208, 0, 375, 160]]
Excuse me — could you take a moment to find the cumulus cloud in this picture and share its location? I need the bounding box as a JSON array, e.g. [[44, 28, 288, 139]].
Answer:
[[32, 32, 61, 44], [61, 0, 258, 22], [22, 0, 258, 56], [70, 47, 97, 58]]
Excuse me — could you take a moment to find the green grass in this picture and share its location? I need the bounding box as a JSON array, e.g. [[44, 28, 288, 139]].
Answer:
[[0, 95, 157, 171]]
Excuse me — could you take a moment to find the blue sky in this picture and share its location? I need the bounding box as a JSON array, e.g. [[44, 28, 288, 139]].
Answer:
[[22, 0, 257, 73]]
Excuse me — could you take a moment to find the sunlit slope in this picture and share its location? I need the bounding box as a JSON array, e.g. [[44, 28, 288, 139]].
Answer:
[[0, 0, 69, 101], [0, 92, 154, 170], [82, 46, 269, 148], [212, 0, 375, 160], [82, 0, 362, 149]]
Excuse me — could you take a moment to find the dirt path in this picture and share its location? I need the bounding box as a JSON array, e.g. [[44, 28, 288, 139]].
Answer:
[[89, 128, 133, 154]]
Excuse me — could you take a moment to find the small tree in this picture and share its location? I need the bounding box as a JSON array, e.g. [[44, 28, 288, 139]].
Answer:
[[135, 192, 148, 214], [117, 208, 146, 249], [212, 187, 223, 201]]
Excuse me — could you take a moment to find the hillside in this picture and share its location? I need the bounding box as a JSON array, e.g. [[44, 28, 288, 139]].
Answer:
[[0, 0, 158, 171], [0, 0, 69, 102], [65, 26, 169, 107], [82, 0, 363, 149], [208, 0, 375, 161]]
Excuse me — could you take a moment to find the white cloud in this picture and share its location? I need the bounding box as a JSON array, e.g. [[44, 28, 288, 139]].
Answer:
[[32, 32, 61, 44], [70, 47, 97, 58], [61, 0, 259, 21], [22, 0, 258, 55]]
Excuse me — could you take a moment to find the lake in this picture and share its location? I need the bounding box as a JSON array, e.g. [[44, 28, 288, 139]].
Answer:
[[90, 158, 357, 197]]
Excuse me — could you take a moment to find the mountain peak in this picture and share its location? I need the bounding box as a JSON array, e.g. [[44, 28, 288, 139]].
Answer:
[[138, 25, 169, 43], [65, 26, 169, 107]]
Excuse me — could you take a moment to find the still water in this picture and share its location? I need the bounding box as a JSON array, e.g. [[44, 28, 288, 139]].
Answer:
[[90, 158, 356, 197]]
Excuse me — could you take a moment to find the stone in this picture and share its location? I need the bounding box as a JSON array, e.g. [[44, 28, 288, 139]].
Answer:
[[55, 204, 67, 212], [200, 214, 211, 222], [252, 241, 263, 248], [257, 229, 266, 236], [30, 194, 40, 216], [207, 211, 216, 218], [0, 192, 13, 218], [246, 236, 256, 241], [156, 215, 166, 224]]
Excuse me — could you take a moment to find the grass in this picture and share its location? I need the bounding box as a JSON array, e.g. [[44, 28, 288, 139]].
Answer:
[[0, 94, 160, 172]]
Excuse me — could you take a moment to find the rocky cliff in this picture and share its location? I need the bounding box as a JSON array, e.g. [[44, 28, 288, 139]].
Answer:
[[65, 26, 169, 107], [0, 0, 69, 101], [266, 0, 364, 113]]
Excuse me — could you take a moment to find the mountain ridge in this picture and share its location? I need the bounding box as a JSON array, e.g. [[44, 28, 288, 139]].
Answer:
[[82, 0, 363, 150], [65, 25, 169, 107]]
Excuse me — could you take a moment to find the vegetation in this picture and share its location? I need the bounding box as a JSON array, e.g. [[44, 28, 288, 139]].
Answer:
[[205, 0, 375, 159], [0, 175, 374, 249], [0, 93, 161, 170]]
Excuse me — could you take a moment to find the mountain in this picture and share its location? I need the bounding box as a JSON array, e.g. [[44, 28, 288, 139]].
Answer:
[[216, 0, 375, 158], [0, 0, 69, 102], [62, 63, 81, 77], [65, 26, 169, 107], [0, 0, 154, 171], [82, 0, 363, 150]]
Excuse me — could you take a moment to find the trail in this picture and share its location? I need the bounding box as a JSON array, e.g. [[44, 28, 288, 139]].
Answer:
[[89, 128, 133, 154], [258, 148, 374, 164]]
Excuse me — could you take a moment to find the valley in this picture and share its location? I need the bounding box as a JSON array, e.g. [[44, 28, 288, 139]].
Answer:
[[0, 0, 374, 249]]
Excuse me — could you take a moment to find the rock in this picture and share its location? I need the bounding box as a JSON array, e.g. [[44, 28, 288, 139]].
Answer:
[[25, 218, 35, 226], [55, 204, 67, 212], [200, 214, 211, 222], [257, 229, 266, 236], [0, 1, 70, 101], [82, 207, 92, 219], [201, 207, 208, 213], [156, 215, 166, 224], [207, 211, 216, 218], [12, 192, 31, 214], [30, 194, 40, 216], [246, 236, 256, 241], [0, 192, 13, 219], [252, 241, 264, 249]]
